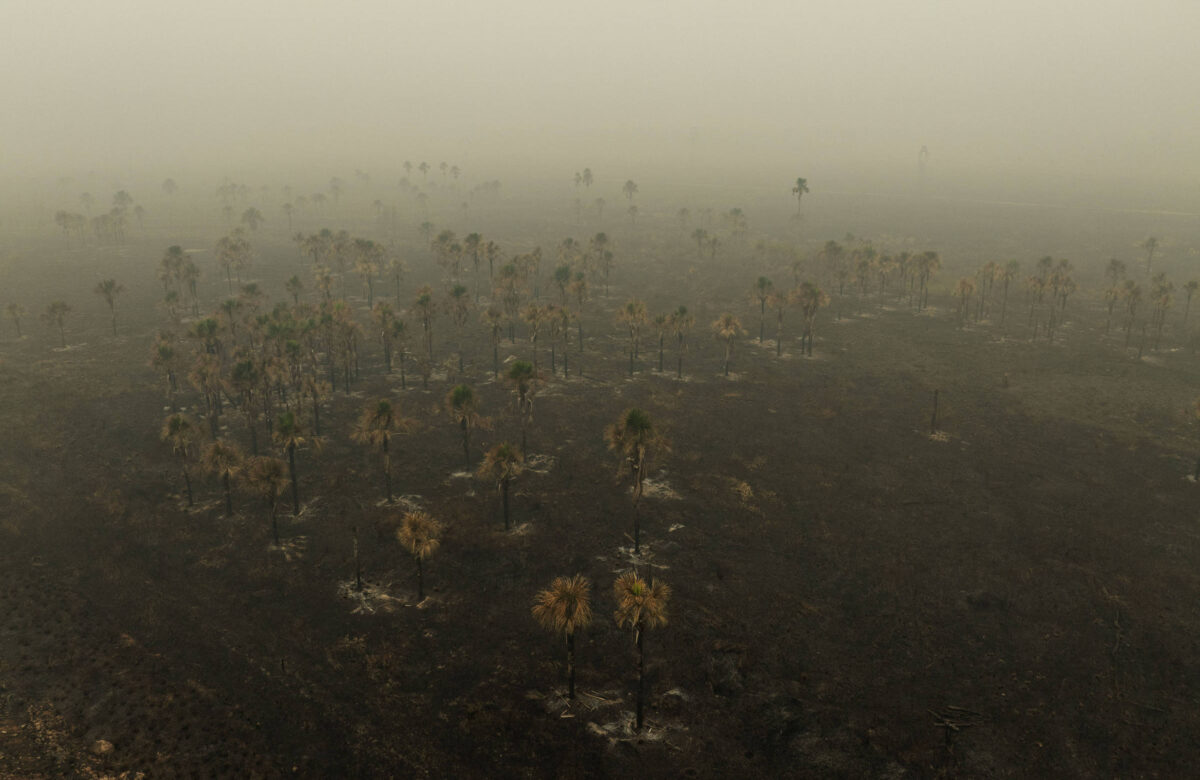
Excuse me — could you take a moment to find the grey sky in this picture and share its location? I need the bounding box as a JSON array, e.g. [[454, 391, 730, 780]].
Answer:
[[2, 0, 1197, 184]]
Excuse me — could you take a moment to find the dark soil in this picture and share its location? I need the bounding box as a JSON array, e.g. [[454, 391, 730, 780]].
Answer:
[[3, 191, 1200, 777]]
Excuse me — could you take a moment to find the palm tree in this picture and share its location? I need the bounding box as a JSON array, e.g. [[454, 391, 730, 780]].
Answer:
[[273, 410, 309, 515], [997, 261, 1019, 326], [792, 177, 809, 212], [161, 413, 199, 506], [1141, 236, 1159, 276], [669, 306, 694, 378], [652, 313, 669, 371], [532, 575, 593, 699], [1184, 281, 1198, 328], [605, 408, 666, 554], [203, 440, 243, 517], [373, 302, 397, 373], [7, 303, 26, 338], [42, 301, 72, 347], [769, 291, 790, 356], [397, 510, 441, 601], [285, 275, 304, 305], [244, 455, 289, 545], [477, 442, 524, 530], [446, 384, 483, 467], [240, 207, 265, 232], [753, 276, 773, 343], [482, 305, 504, 379], [622, 180, 639, 202], [955, 278, 975, 325], [352, 399, 402, 503], [617, 299, 648, 376], [508, 360, 536, 454], [711, 313, 744, 376], [613, 572, 671, 731], [796, 282, 828, 356], [414, 286, 436, 361]]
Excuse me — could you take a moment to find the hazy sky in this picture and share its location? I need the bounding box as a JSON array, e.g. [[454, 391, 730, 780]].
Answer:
[[3, 0, 1198, 185]]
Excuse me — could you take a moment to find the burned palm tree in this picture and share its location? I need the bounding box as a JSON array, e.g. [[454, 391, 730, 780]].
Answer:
[[161, 413, 200, 506], [445, 384, 484, 468], [351, 399, 405, 503], [244, 455, 289, 545], [711, 313, 744, 376], [397, 510, 441, 601], [532, 575, 593, 699], [203, 439, 244, 517], [613, 572, 671, 731], [605, 408, 667, 554], [477, 442, 524, 530]]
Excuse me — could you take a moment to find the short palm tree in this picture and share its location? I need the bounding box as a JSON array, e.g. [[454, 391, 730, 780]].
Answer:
[[398, 510, 441, 601], [7, 303, 26, 338], [532, 575, 593, 699], [42, 301, 72, 348], [94, 279, 125, 336], [244, 455, 289, 545], [711, 313, 744, 376], [446, 384, 484, 467], [203, 439, 244, 517], [792, 177, 809, 212], [669, 306, 694, 378], [273, 410, 310, 515], [613, 572, 671, 731], [477, 442, 524, 530], [508, 361, 536, 454], [161, 413, 199, 506], [605, 408, 666, 553], [352, 399, 404, 503]]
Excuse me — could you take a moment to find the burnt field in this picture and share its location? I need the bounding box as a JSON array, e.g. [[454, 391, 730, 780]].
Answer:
[[2, 185, 1200, 778]]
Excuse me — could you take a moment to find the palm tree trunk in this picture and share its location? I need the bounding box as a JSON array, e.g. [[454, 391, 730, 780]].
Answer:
[[658, 335, 664, 372], [493, 343, 499, 379], [635, 625, 645, 731], [677, 349, 683, 379], [416, 556, 424, 601], [567, 631, 577, 699], [724, 341, 731, 376], [633, 500, 640, 554], [223, 473, 233, 517], [383, 439, 393, 502], [354, 525, 363, 591], [502, 477, 510, 530], [271, 502, 280, 546], [629, 346, 634, 376], [461, 419, 470, 467], [288, 445, 299, 515], [182, 465, 193, 507]]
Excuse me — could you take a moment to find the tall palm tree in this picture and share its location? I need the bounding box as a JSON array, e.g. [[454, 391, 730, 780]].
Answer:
[[508, 361, 536, 454], [352, 399, 404, 503], [792, 177, 809, 212], [652, 312, 669, 371], [446, 384, 483, 467], [273, 410, 309, 515], [398, 510, 441, 601], [161, 413, 199, 506], [711, 313, 744, 376], [617, 299, 648, 376], [1141, 236, 1159, 276], [753, 277, 773, 343], [622, 180, 639, 202], [613, 572, 671, 731], [42, 301, 72, 347], [477, 442, 524, 530], [796, 282, 828, 356], [414, 286, 436, 361], [244, 455, 289, 545], [7, 303, 27, 338], [532, 575, 593, 699], [482, 305, 504, 379], [605, 408, 667, 554], [1184, 281, 1199, 328], [669, 306, 694, 378], [203, 440, 244, 517]]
